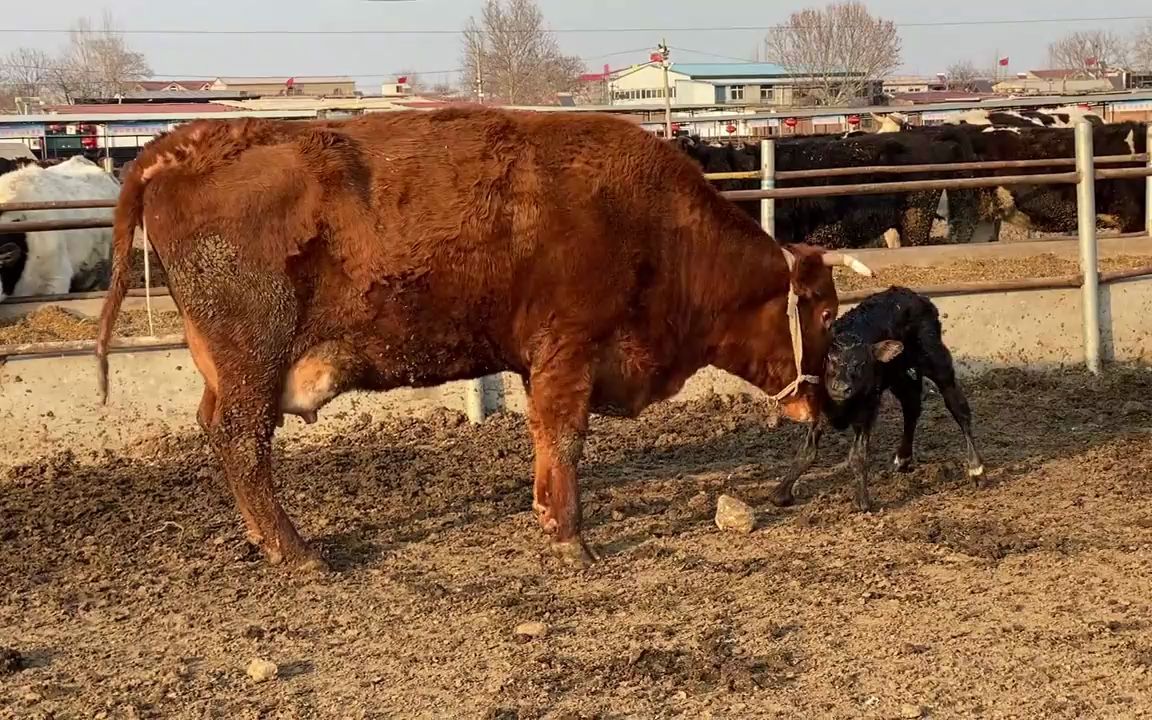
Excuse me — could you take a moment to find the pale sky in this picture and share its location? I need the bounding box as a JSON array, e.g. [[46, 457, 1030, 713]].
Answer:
[[1, 0, 1150, 91]]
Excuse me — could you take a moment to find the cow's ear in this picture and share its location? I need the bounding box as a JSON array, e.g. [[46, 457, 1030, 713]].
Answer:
[[872, 340, 904, 362], [0, 242, 22, 266]]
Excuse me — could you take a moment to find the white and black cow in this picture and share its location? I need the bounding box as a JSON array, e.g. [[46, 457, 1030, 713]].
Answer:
[[0, 156, 120, 301], [947, 106, 1104, 129]]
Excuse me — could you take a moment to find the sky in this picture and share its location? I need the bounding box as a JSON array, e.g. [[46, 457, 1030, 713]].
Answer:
[[0, 0, 1150, 91]]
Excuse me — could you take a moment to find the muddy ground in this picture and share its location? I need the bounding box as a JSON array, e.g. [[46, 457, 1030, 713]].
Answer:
[[3, 367, 1152, 719]]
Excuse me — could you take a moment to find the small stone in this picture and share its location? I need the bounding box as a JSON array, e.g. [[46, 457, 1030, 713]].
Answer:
[[513, 621, 549, 642], [611, 510, 625, 522], [900, 704, 925, 718], [715, 494, 756, 534], [0, 647, 23, 675], [246, 658, 279, 683]]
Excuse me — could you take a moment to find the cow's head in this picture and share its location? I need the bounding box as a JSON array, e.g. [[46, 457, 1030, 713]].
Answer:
[[766, 244, 872, 423]]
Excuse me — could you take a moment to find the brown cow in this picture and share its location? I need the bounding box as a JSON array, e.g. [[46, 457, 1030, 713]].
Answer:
[[96, 106, 871, 571]]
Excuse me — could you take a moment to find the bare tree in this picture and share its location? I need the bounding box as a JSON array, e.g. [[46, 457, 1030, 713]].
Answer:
[[761, 1, 901, 106], [1131, 22, 1152, 71], [0, 47, 56, 110], [944, 60, 982, 91], [1048, 30, 1128, 75], [50, 13, 152, 102], [461, 0, 583, 105]]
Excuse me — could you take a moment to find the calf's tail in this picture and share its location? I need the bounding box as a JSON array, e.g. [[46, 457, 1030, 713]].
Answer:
[[96, 168, 146, 404]]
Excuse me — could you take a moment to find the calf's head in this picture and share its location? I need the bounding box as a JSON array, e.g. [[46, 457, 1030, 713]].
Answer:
[[824, 336, 904, 403]]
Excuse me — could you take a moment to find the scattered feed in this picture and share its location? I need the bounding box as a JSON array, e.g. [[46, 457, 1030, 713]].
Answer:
[[834, 253, 1152, 293], [0, 306, 183, 345]]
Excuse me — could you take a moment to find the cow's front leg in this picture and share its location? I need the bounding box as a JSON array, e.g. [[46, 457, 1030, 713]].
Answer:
[[770, 421, 823, 507], [526, 346, 597, 567]]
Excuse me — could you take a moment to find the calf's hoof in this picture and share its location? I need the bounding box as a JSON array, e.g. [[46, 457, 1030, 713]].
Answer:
[[892, 453, 914, 473], [549, 537, 598, 568], [968, 462, 985, 486], [768, 483, 796, 508]]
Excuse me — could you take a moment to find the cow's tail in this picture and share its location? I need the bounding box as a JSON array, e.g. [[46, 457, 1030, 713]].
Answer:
[[96, 168, 146, 404]]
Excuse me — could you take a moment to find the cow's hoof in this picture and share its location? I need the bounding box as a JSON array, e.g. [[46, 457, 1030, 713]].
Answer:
[[853, 492, 873, 513], [893, 454, 914, 473], [768, 484, 796, 508], [549, 538, 598, 568]]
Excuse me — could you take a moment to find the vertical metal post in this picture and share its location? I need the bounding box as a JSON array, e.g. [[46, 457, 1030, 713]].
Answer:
[[659, 39, 672, 139], [1075, 120, 1101, 375], [1145, 124, 1152, 237], [760, 139, 776, 237]]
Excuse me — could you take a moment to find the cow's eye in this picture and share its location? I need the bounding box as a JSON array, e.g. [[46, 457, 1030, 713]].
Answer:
[[821, 308, 834, 326]]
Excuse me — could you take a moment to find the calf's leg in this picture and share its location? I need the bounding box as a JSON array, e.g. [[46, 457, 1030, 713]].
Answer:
[[526, 343, 597, 567], [920, 342, 985, 482], [770, 422, 823, 507], [849, 405, 880, 512], [888, 371, 923, 472]]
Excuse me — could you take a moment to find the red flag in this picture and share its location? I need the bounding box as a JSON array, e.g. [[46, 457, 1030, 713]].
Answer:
[[649, 51, 663, 63], [998, 57, 1009, 67], [1085, 57, 1098, 66], [397, 76, 409, 84]]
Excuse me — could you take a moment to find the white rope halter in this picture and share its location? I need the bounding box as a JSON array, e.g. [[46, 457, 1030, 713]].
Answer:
[[769, 248, 821, 403]]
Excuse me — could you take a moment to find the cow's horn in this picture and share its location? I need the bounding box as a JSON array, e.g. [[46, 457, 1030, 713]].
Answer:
[[822, 252, 873, 277]]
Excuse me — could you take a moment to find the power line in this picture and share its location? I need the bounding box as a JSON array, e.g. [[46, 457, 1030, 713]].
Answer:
[[0, 16, 1150, 35]]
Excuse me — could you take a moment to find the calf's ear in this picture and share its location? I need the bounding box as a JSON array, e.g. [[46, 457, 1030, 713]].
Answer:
[[0, 242, 22, 266], [872, 340, 904, 362]]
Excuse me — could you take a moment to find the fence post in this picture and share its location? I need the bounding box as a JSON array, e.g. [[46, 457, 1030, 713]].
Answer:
[[760, 139, 775, 236], [1145, 124, 1152, 237], [1074, 119, 1101, 375], [465, 378, 487, 424]]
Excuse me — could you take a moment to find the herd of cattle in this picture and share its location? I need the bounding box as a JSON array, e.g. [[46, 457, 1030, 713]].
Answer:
[[0, 104, 1142, 572], [675, 106, 1147, 248]]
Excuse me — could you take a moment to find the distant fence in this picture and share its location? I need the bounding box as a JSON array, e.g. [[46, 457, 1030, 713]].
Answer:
[[2, 121, 1152, 420]]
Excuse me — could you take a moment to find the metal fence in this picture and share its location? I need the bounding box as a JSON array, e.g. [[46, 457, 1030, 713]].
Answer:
[[2, 121, 1152, 418]]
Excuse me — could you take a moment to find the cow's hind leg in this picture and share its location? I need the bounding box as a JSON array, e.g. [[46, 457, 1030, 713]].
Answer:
[[889, 371, 923, 472], [526, 342, 596, 567]]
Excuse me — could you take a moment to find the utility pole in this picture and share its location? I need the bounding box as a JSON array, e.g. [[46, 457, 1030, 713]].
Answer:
[[475, 38, 485, 104], [658, 39, 672, 139]]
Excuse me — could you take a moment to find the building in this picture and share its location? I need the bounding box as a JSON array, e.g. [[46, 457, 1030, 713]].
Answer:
[[209, 76, 357, 97], [882, 75, 947, 95], [993, 69, 1124, 95], [607, 62, 874, 108]]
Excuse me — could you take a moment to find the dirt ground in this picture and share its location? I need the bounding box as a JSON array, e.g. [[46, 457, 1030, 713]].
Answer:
[[3, 367, 1152, 719]]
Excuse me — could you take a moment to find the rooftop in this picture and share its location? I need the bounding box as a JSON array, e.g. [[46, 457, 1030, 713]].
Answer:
[[668, 62, 790, 78], [136, 80, 214, 91], [214, 76, 355, 85], [41, 102, 252, 115]]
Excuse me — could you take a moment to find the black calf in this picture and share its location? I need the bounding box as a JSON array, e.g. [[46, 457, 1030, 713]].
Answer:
[[772, 286, 984, 511]]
